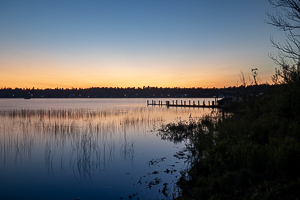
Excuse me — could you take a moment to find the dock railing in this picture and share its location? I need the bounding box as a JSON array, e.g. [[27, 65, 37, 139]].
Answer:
[[147, 99, 220, 108]]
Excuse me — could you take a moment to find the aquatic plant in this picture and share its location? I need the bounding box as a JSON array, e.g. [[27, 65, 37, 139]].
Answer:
[[161, 83, 300, 199], [0, 103, 214, 199]]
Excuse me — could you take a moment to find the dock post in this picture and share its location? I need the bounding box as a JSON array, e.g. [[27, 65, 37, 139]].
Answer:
[[189, 100, 190, 105], [198, 100, 199, 105], [166, 101, 170, 107], [203, 101, 205, 106], [147, 100, 149, 105], [152, 100, 154, 105], [212, 101, 214, 106], [193, 101, 195, 105], [208, 101, 210, 105], [172, 100, 174, 105], [184, 101, 186, 105], [181, 100, 182, 105], [176, 100, 178, 105]]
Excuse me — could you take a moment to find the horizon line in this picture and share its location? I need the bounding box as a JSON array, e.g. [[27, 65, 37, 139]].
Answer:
[[1, 83, 273, 90]]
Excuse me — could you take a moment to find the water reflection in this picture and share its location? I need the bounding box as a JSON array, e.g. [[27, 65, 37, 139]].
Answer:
[[0, 99, 214, 199]]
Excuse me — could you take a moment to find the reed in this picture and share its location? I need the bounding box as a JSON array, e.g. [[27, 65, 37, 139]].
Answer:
[[0, 105, 210, 179], [120, 137, 136, 162]]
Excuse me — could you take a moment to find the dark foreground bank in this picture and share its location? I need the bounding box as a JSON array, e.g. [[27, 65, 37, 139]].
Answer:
[[159, 82, 300, 199]]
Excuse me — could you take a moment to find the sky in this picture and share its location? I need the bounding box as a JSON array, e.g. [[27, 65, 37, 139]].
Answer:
[[0, 0, 287, 89]]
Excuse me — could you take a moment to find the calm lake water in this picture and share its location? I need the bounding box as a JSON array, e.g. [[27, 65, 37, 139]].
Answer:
[[0, 98, 216, 200]]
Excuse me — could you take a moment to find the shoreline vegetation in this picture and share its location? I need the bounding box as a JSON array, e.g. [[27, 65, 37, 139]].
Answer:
[[159, 1, 300, 198], [159, 82, 300, 199]]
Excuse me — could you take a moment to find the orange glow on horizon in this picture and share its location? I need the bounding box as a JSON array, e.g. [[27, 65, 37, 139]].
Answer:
[[0, 76, 260, 90], [1, 66, 273, 89], [0, 53, 273, 89]]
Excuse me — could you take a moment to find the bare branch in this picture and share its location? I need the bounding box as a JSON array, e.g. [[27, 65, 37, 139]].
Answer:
[[267, 0, 300, 84]]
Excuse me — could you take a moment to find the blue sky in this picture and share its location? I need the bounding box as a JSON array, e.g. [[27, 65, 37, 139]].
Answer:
[[0, 0, 285, 88]]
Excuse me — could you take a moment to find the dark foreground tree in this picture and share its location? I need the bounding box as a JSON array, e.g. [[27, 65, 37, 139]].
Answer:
[[266, 0, 300, 84]]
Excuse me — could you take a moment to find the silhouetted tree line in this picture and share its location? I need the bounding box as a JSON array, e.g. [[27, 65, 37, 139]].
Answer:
[[0, 84, 275, 98]]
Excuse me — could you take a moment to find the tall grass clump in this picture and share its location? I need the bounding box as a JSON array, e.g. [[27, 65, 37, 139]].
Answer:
[[160, 83, 300, 199]]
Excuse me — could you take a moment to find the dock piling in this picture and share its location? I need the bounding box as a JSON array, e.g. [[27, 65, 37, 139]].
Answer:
[[146, 99, 220, 108]]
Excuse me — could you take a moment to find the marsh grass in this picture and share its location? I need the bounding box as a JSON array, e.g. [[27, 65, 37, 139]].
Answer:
[[0, 102, 218, 200], [160, 84, 300, 200], [120, 136, 137, 162], [0, 106, 209, 180]]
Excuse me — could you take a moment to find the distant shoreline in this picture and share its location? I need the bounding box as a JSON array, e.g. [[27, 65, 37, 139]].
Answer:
[[0, 84, 276, 99]]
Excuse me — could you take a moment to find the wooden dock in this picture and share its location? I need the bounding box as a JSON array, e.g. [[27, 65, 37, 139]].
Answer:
[[147, 99, 220, 108]]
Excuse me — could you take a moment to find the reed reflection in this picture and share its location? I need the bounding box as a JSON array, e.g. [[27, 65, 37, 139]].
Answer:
[[0, 105, 213, 200]]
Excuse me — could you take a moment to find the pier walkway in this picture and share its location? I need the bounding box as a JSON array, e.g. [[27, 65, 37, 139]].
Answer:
[[147, 99, 221, 108]]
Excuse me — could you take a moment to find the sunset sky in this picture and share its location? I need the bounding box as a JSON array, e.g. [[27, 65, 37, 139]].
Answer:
[[0, 0, 286, 89]]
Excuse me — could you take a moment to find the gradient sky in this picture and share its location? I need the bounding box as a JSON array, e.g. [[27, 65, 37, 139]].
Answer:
[[0, 0, 286, 89]]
